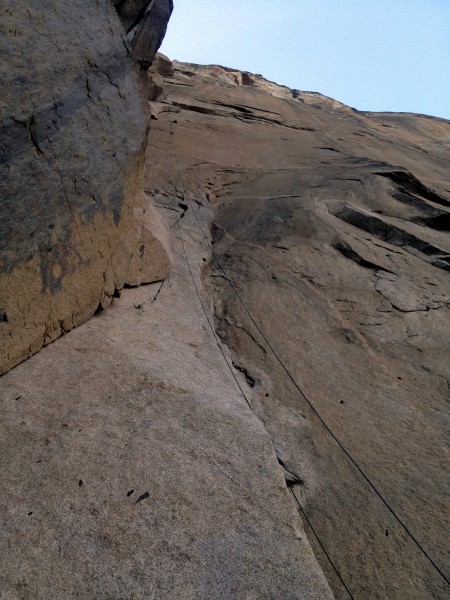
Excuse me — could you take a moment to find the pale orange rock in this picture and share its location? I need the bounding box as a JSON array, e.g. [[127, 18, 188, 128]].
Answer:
[[144, 59, 450, 599]]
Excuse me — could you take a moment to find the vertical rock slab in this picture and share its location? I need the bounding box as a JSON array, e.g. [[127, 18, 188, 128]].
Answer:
[[0, 0, 172, 375], [115, 0, 174, 68]]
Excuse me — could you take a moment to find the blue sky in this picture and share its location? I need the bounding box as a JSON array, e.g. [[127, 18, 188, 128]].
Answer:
[[160, 0, 450, 119]]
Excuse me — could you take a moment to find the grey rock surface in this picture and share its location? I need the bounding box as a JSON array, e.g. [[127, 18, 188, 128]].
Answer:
[[0, 1, 172, 375], [114, 0, 152, 31], [0, 197, 333, 599], [1, 40, 449, 599], [116, 0, 174, 67], [144, 60, 450, 599]]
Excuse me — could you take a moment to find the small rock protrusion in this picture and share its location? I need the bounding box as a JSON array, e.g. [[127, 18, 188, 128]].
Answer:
[[277, 458, 304, 488]]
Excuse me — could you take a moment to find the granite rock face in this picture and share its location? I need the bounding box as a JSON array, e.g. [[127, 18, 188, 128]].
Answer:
[[1, 30, 449, 598], [115, 0, 174, 67], [144, 60, 450, 599], [0, 50, 335, 593], [0, 1, 172, 375], [0, 203, 334, 600]]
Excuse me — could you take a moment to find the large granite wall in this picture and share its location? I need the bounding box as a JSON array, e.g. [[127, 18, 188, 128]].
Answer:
[[0, 0, 173, 374]]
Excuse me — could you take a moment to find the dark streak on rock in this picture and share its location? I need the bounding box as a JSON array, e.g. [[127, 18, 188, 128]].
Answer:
[[277, 458, 304, 488], [333, 241, 395, 274], [334, 205, 450, 272], [232, 361, 256, 388], [136, 491, 150, 504], [375, 170, 450, 208]]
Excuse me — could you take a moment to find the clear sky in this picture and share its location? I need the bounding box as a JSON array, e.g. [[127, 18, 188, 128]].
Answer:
[[160, 0, 450, 120]]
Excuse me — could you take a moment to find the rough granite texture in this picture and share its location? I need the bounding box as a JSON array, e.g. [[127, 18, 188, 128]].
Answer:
[[115, 0, 174, 67], [0, 199, 334, 600], [0, 1, 172, 375], [1, 35, 449, 599], [144, 60, 450, 599]]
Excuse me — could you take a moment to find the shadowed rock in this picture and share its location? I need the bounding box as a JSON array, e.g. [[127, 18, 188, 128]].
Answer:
[[115, 0, 174, 68], [0, 2, 172, 375]]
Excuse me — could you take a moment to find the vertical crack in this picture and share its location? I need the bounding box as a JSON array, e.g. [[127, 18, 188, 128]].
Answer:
[[28, 115, 44, 157]]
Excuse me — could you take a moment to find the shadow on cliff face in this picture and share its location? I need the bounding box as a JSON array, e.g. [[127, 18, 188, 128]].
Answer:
[[0, 0, 173, 374]]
